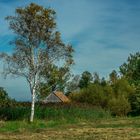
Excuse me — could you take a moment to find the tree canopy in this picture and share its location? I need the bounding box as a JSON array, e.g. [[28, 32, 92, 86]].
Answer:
[[79, 71, 93, 88], [120, 52, 140, 86]]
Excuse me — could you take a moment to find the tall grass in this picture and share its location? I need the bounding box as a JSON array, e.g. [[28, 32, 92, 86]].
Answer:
[[0, 103, 111, 122]]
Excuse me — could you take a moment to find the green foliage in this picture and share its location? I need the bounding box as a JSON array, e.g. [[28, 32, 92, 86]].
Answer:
[[93, 72, 100, 84], [0, 107, 30, 120], [100, 77, 107, 86], [109, 70, 118, 84], [119, 52, 140, 116], [37, 83, 51, 99], [0, 87, 16, 107], [70, 75, 135, 116], [38, 66, 71, 99], [0, 87, 8, 100], [120, 52, 140, 87], [112, 78, 134, 98], [0, 104, 111, 121], [108, 96, 131, 116], [79, 71, 93, 88], [70, 83, 111, 108], [107, 78, 134, 116], [129, 87, 140, 115]]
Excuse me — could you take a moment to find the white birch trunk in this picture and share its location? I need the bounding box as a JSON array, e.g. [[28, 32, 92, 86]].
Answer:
[[30, 87, 36, 122]]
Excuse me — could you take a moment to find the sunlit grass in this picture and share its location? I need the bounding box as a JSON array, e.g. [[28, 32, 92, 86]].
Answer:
[[1, 117, 140, 140], [1, 104, 140, 140], [0, 104, 111, 132]]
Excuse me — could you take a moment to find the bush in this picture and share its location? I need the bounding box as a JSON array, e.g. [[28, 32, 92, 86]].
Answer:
[[0, 87, 16, 107], [112, 78, 134, 98], [129, 87, 140, 115], [0, 107, 30, 120], [108, 95, 131, 116], [70, 78, 135, 117], [70, 84, 112, 108]]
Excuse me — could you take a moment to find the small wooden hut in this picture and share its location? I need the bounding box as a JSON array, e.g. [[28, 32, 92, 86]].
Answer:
[[43, 91, 70, 103]]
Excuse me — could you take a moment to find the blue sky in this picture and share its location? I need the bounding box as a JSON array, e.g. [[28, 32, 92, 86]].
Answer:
[[0, 0, 140, 100]]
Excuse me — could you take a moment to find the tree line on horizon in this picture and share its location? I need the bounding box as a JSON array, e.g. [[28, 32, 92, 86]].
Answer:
[[68, 52, 140, 116], [0, 51, 140, 117]]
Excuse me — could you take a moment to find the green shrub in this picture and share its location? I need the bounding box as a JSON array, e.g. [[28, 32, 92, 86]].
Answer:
[[0, 87, 16, 107], [0, 107, 30, 120], [70, 84, 111, 108], [108, 95, 131, 116], [129, 87, 140, 115], [112, 78, 134, 98]]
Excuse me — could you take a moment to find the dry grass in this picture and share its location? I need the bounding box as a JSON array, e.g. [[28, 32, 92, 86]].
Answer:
[[1, 118, 140, 140], [1, 127, 140, 140]]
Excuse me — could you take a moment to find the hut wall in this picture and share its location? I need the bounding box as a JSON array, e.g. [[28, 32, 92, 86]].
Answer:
[[45, 93, 61, 103]]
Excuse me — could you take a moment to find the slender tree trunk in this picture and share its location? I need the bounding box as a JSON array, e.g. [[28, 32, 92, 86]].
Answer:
[[30, 87, 36, 122]]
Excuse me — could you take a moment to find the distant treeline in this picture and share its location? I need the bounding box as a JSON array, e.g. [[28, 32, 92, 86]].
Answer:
[[68, 52, 140, 116], [0, 52, 140, 119]]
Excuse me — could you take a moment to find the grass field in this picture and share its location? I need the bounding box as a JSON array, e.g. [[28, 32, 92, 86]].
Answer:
[[1, 105, 140, 139], [1, 117, 140, 140]]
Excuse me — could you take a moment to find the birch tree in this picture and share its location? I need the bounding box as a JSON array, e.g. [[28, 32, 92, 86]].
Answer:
[[38, 66, 71, 99], [0, 3, 73, 122]]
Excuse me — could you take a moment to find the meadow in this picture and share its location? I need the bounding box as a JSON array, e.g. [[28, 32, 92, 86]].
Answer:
[[1, 104, 140, 140]]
